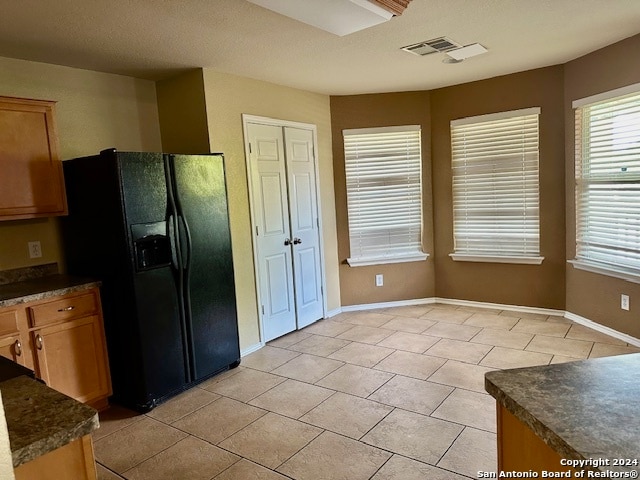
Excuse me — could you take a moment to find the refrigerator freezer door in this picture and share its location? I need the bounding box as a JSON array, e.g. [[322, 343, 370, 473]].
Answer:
[[170, 154, 240, 381], [118, 153, 190, 407]]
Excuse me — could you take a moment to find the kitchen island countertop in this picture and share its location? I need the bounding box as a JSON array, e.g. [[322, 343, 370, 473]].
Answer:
[[485, 353, 640, 475], [1, 375, 98, 467]]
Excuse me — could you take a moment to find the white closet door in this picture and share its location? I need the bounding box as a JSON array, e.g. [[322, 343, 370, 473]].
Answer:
[[247, 121, 324, 342], [247, 123, 296, 341], [284, 126, 323, 328]]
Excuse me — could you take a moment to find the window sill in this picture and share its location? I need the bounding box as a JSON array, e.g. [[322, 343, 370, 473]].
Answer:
[[568, 259, 640, 285], [347, 252, 429, 267], [449, 254, 544, 265]]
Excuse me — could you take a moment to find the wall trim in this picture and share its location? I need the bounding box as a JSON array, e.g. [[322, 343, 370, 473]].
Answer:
[[325, 307, 343, 318], [341, 297, 436, 312], [241, 342, 264, 357], [434, 297, 565, 317], [564, 312, 640, 348]]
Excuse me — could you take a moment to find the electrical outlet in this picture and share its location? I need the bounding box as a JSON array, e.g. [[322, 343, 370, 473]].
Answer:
[[375, 274, 383, 287], [621, 294, 630, 311], [28, 241, 42, 259]]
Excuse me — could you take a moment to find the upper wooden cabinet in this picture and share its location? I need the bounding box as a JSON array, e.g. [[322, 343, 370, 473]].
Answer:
[[0, 96, 67, 220]]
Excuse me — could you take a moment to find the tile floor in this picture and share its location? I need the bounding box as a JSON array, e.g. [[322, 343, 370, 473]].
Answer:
[[94, 303, 640, 480]]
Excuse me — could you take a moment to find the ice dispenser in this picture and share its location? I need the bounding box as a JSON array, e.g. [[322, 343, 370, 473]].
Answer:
[[132, 222, 171, 271]]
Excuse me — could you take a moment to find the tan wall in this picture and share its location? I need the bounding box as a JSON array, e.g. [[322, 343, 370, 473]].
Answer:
[[156, 70, 210, 154], [330, 92, 435, 306], [431, 66, 566, 309], [564, 34, 640, 338], [0, 56, 162, 272], [201, 69, 339, 351]]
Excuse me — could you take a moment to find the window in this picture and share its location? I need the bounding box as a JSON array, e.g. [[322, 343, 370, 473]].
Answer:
[[343, 125, 427, 266], [571, 84, 640, 282], [450, 108, 543, 264]]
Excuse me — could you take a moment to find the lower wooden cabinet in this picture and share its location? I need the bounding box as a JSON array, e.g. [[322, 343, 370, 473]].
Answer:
[[33, 315, 111, 408], [14, 435, 97, 480], [0, 287, 111, 410], [497, 404, 579, 475], [0, 309, 28, 366], [0, 332, 28, 366]]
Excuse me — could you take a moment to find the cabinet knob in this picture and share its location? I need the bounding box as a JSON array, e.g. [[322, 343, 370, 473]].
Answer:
[[14, 339, 22, 356], [35, 334, 44, 350], [57, 305, 75, 312]]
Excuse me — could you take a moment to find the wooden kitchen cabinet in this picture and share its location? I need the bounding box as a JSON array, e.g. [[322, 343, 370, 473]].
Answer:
[[497, 405, 579, 475], [0, 96, 67, 220], [0, 308, 31, 367], [0, 333, 29, 366], [32, 315, 111, 408], [0, 287, 111, 410], [14, 435, 98, 480]]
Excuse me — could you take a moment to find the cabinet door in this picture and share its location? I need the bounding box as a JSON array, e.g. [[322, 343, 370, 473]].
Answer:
[[0, 96, 67, 220], [0, 333, 28, 366], [0, 307, 32, 368], [33, 315, 110, 405]]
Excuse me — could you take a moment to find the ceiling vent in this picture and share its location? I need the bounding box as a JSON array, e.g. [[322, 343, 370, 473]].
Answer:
[[401, 37, 461, 56]]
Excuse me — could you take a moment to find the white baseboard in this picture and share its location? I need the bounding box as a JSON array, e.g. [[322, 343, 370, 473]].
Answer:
[[341, 297, 435, 313], [325, 307, 343, 318], [241, 342, 264, 357], [564, 311, 640, 347], [434, 297, 565, 317]]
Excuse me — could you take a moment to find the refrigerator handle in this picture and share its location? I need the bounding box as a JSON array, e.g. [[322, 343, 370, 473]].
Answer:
[[168, 214, 179, 270], [178, 214, 192, 271]]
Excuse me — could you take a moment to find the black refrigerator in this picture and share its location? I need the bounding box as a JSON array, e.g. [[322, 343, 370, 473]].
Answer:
[[61, 149, 240, 411]]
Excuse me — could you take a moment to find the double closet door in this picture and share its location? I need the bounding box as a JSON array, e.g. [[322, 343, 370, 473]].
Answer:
[[246, 121, 324, 342]]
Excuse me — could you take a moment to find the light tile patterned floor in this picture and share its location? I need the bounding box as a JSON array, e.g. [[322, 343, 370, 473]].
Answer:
[[94, 303, 640, 480]]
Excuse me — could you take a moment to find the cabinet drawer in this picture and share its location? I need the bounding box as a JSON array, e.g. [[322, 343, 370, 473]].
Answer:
[[29, 292, 98, 327], [0, 310, 19, 336]]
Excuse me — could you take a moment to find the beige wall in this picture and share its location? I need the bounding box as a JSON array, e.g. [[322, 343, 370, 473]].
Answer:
[[156, 70, 210, 154], [564, 34, 640, 338], [201, 69, 339, 351], [0, 56, 162, 271], [329, 36, 640, 340], [330, 92, 435, 306], [331, 70, 566, 310], [431, 66, 566, 309]]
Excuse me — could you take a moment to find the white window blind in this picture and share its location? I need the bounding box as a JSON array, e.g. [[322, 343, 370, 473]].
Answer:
[[574, 87, 640, 277], [343, 125, 426, 266], [450, 108, 541, 263]]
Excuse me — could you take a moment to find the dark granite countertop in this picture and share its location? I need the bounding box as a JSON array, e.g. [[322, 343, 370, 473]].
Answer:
[[485, 353, 640, 475], [0, 274, 101, 308], [1, 376, 98, 467]]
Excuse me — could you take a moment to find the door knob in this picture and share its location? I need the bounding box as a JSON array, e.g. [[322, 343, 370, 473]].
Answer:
[[293, 238, 302, 245], [284, 238, 292, 246]]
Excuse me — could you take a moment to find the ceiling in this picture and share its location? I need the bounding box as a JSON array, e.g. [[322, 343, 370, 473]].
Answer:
[[1, 0, 639, 95]]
